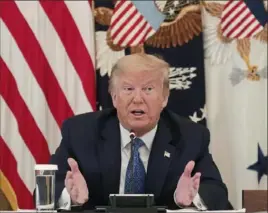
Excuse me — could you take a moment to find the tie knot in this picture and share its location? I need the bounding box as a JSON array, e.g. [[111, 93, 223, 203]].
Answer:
[[132, 138, 144, 150]]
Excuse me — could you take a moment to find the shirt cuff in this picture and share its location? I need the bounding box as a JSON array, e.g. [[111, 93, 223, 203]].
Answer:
[[193, 192, 207, 210], [58, 187, 71, 210], [174, 190, 207, 210]]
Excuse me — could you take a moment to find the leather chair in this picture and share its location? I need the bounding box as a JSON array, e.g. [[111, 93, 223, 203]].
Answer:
[[242, 190, 268, 213]]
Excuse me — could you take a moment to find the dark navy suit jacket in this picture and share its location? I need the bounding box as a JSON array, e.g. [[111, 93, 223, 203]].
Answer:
[[50, 108, 229, 210]]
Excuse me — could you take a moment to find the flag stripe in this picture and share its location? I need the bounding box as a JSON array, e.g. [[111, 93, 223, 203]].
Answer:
[[126, 20, 148, 46], [226, 11, 252, 38], [64, 1, 95, 68], [0, 58, 50, 163], [222, 3, 247, 32], [221, 0, 264, 39], [0, 1, 74, 127], [129, 23, 153, 46], [111, 1, 133, 34], [109, 0, 161, 47], [0, 136, 34, 209], [0, 0, 96, 209], [110, 0, 130, 29], [121, 15, 145, 46], [116, 11, 140, 45], [113, 0, 125, 13], [88, 0, 93, 7], [0, 95, 37, 192], [221, 1, 243, 24], [235, 16, 257, 38], [223, 0, 234, 13], [245, 21, 262, 38], [0, 19, 61, 154], [144, 25, 155, 40], [113, 8, 138, 43], [15, 1, 92, 116], [40, 1, 96, 110], [111, 5, 136, 40], [141, 24, 155, 42]]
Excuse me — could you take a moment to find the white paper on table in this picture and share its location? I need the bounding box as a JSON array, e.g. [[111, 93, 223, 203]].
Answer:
[[16, 209, 57, 212], [167, 208, 246, 213]]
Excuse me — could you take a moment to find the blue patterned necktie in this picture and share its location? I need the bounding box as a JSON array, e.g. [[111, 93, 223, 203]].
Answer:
[[125, 137, 145, 194]]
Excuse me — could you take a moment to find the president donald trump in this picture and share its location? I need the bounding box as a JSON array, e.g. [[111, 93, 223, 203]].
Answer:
[[49, 53, 229, 210]]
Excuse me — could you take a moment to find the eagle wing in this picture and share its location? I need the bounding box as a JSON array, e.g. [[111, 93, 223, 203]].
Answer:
[[145, 4, 202, 48], [253, 23, 268, 43], [94, 7, 113, 26], [96, 31, 125, 77], [201, 1, 225, 18]]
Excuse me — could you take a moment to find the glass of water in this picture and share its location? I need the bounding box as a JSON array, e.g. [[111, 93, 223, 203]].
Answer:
[[35, 164, 58, 211]]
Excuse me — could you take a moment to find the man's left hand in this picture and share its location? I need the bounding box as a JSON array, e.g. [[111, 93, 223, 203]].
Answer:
[[175, 161, 201, 207]]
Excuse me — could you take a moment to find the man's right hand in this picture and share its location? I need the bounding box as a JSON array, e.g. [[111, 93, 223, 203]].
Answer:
[[65, 158, 89, 205]]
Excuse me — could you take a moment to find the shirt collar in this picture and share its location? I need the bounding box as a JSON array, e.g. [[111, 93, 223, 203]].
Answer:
[[119, 123, 158, 151]]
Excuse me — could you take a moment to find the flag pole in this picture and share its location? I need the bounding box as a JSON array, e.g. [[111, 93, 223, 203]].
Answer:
[[90, 0, 97, 111]]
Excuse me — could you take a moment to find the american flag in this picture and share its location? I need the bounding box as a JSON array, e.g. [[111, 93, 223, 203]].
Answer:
[[109, 0, 165, 47], [0, 1, 95, 209], [220, 0, 265, 39]]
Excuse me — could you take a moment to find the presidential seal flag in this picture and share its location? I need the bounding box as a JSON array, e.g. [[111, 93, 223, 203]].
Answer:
[[202, 0, 267, 209], [94, 0, 206, 123], [0, 1, 95, 209], [95, 0, 206, 121]]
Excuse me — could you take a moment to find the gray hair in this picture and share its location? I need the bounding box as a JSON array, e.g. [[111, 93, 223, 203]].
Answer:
[[108, 53, 170, 94]]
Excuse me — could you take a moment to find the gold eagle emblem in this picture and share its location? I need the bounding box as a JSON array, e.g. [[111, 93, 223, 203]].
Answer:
[[94, 0, 203, 51], [202, 0, 268, 81], [146, 0, 202, 48]]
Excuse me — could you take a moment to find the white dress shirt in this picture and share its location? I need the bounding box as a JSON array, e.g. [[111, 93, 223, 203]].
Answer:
[[119, 123, 157, 193], [58, 124, 207, 210]]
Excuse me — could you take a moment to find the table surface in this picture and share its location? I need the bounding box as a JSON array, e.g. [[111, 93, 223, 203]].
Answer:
[[2, 208, 261, 213]]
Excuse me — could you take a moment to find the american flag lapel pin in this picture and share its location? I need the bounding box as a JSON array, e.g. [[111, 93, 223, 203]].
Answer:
[[164, 151, 170, 158]]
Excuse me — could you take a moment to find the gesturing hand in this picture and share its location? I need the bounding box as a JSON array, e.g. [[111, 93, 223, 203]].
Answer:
[[65, 158, 89, 205], [175, 161, 201, 207]]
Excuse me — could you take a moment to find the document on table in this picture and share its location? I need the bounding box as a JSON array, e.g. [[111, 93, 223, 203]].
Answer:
[[16, 209, 57, 212], [166, 208, 246, 213], [13, 208, 247, 213]]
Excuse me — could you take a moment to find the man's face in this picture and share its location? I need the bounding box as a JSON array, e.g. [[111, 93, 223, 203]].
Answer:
[[111, 70, 169, 136]]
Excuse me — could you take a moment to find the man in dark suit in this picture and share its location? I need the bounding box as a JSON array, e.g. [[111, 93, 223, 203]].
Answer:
[[50, 54, 229, 210]]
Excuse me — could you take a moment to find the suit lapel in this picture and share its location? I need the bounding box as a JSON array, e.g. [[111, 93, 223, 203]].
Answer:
[[98, 114, 121, 199], [145, 117, 176, 199]]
